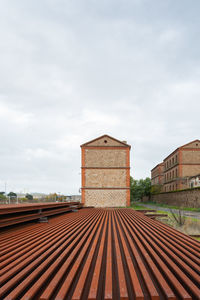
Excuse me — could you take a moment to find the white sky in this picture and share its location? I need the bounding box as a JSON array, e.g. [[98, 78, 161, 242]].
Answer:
[[0, 0, 199, 194]]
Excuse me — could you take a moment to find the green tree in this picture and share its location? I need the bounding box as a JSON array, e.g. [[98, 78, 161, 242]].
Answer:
[[0, 192, 7, 202], [7, 192, 17, 199], [130, 177, 151, 202], [25, 193, 33, 201]]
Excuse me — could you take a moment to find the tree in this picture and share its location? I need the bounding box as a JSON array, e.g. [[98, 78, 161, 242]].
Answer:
[[130, 177, 151, 202], [7, 192, 17, 199], [25, 193, 33, 201], [0, 192, 7, 202]]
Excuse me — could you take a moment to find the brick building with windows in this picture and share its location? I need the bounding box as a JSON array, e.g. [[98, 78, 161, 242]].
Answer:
[[151, 163, 164, 186], [81, 134, 131, 207], [151, 140, 200, 192]]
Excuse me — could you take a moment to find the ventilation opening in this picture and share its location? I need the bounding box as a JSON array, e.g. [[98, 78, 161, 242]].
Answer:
[[104, 140, 107, 143]]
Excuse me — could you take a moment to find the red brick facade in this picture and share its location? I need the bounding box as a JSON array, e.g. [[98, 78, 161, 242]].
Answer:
[[151, 140, 200, 192], [151, 163, 164, 186]]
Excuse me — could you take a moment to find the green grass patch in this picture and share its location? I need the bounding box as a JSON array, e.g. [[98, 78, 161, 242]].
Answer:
[[128, 202, 147, 210], [140, 201, 200, 212]]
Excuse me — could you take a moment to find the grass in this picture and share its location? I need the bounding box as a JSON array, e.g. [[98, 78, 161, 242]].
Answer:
[[130, 202, 200, 238], [138, 201, 200, 212], [156, 211, 200, 236], [128, 203, 148, 210]]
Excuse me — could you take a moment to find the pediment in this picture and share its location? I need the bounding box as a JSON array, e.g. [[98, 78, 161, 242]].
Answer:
[[182, 140, 200, 149], [81, 135, 130, 147]]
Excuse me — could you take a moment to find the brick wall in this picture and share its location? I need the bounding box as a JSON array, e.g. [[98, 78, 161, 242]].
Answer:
[[182, 150, 200, 163], [85, 169, 126, 187], [182, 165, 200, 177], [87, 136, 125, 146], [183, 141, 200, 148], [85, 149, 127, 167], [85, 189, 127, 207], [149, 189, 200, 208]]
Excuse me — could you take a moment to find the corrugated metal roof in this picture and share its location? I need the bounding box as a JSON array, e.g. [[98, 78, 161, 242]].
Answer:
[[0, 208, 199, 299]]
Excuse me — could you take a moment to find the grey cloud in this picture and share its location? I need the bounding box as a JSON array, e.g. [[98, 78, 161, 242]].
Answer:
[[0, 0, 199, 193]]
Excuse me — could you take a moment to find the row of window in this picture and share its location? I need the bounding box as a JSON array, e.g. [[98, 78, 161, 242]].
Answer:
[[165, 154, 178, 170], [164, 168, 178, 182], [164, 184, 178, 192]]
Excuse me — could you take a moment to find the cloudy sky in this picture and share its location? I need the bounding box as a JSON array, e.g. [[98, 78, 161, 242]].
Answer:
[[0, 0, 199, 195]]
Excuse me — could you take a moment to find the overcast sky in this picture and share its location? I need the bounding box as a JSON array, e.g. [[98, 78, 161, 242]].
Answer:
[[0, 0, 199, 195]]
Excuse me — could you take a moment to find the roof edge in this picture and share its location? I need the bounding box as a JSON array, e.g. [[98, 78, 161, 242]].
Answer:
[[151, 162, 164, 172], [80, 134, 131, 148], [164, 139, 200, 161]]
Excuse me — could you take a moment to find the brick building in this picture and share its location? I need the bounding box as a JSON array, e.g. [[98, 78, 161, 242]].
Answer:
[[151, 140, 200, 192], [151, 163, 164, 186], [81, 135, 131, 207]]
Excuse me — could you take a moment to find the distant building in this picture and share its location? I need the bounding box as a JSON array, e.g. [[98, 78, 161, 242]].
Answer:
[[17, 193, 46, 199], [151, 163, 164, 186], [65, 195, 81, 202], [151, 140, 200, 192], [81, 134, 131, 207]]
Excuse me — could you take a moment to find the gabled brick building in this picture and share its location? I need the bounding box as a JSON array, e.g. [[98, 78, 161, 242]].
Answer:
[[81, 135, 131, 207], [163, 140, 200, 191], [151, 163, 164, 186], [151, 139, 200, 192]]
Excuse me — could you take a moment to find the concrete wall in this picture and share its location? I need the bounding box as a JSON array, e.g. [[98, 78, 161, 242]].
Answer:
[[149, 189, 200, 208]]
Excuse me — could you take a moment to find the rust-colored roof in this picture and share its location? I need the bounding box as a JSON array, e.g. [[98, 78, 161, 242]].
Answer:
[[0, 208, 199, 299], [0, 202, 82, 227]]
